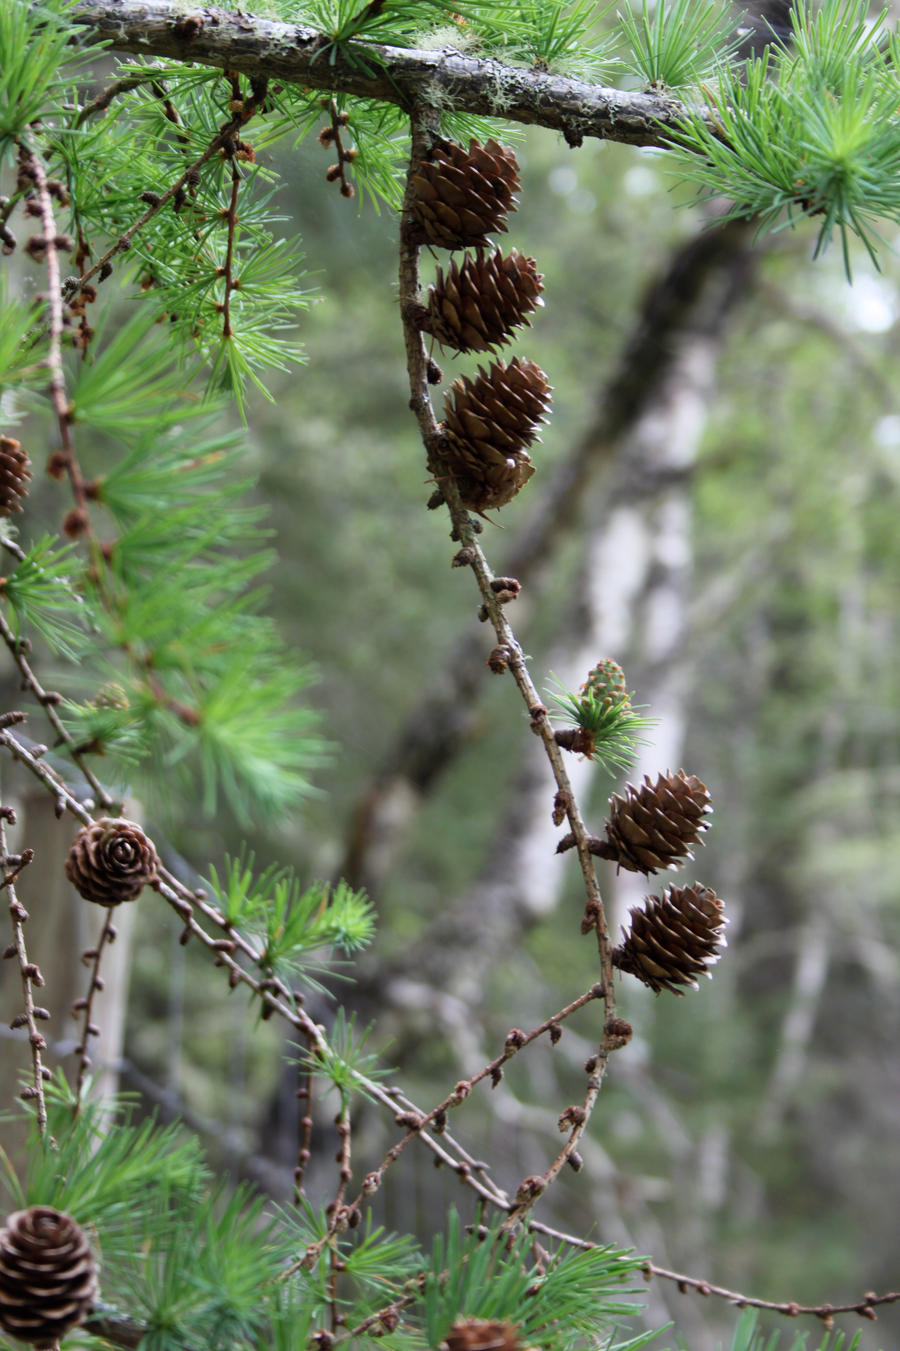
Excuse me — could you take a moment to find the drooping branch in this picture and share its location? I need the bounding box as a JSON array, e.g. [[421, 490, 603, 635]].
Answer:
[[71, 0, 695, 147], [0, 809, 47, 1135], [641, 1263, 898, 1331], [339, 214, 756, 899]]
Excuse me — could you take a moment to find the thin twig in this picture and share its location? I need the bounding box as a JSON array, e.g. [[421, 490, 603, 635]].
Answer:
[[0, 728, 94, 825], [161, 862, 612, 1262], [0, 808, 46, 1134], [327, 1105, 353, 1332], [75, 74, 159, 125], [221, 162, 241, 340], [12, 142, 117, 805], [293, 1057, 315, 1198], [641, 1263, 898, 1330], [63, 113, 246, 304], [72, 906, 118, 1112], [18, 140, 96, 521], [0, 609, 113, 809], [318, 98, 356, 199], [335, 1288, 420, 1343]]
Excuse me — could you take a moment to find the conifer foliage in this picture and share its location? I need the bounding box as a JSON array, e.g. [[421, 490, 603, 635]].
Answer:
[[0, 1, 894, 1350]]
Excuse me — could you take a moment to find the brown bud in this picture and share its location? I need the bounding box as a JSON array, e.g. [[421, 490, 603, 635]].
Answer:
[[552, 789, 572, 826], [62, 508, 89, 538], [514, 1173, 546, 1203], [557, 1104, 585, 1131], [45, 450, 69, 480], [604, 1017, 633, 1050], [394, 1111, 424, 1130]]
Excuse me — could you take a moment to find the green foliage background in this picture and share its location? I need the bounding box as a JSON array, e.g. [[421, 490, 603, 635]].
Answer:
[[1, 1, 898, 1349]]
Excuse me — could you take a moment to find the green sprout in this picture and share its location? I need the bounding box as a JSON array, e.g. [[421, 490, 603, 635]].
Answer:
[[547, 659, 656, 771]]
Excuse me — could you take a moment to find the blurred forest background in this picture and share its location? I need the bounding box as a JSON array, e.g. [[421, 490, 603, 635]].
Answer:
[[2, 7, 900, 1348]]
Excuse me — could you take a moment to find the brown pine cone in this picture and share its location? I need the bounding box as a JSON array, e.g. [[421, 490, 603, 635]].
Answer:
[[409, 139, 520, 250], [443, 1317, 522, 1351], [0, 437, 32, 516], [422, 249, 544, 353], [594, 769, 712, 875], [440, 357, 551, 513], [0, 1207, 98, 1346], [65, 817, 159, 905], [612, 883, 727, 994]]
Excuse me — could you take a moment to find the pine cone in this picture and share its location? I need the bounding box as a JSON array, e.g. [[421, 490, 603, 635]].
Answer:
[[65, 817, 159, 905], [443, 1317, 521, 1351], [595, 769, 712, 875], [410, 139, 520, 250], [0, 1207, 98, 1346], [422, 249, 544, 353], [582, 658, 628, 707], [0, 437, 32, 516], [440, 357, 551, 513], [612, 883, 727, 994]]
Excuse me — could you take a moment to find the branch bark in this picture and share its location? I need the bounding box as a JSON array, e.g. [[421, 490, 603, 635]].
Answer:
[[71, 0, 695, 147]]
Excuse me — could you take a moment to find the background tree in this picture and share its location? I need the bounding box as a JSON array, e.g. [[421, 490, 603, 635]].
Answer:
[[0, 2, 898, 1351]]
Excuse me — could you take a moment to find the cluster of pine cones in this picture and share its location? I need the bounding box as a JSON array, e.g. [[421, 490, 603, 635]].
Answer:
[[555, 663, 727, 995], [588, 768, 725, 995], [408, 138, 550, 514]]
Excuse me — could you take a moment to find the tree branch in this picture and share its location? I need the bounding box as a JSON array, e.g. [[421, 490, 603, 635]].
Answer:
[[641, 1263, 898, 1331], [339, 214, 755, 899], [71, 0, 694, 147]]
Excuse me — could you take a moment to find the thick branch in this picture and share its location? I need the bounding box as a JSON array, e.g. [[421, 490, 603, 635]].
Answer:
[[71, 0, 691, 147]]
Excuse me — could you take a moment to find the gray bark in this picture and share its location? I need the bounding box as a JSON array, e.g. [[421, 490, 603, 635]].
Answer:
[[71, 0, 696, 147]]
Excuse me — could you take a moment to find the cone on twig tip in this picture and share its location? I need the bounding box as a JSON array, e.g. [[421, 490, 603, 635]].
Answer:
[[0, 1207, 98, 1346], [409, 139, 520, 250], [440, 357, 550, 514], [595, 770, 712, 875], [442, 1318, 522, 1351], [612, 883, 727, 995], [0, 438, 31, 516], [422, 249, 544, 354], [581, 658, 628, 704], [547, 660, 654, 769], [65, 818, 159, 905]]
